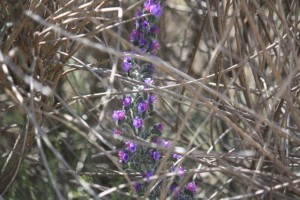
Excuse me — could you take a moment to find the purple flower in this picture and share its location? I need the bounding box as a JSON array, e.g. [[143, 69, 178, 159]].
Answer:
[[150, 3, 162, 18], [126, 141, 138, 153], [133, 116, 144, 129], [186, 182, 197, 193], [139, 47, 147, 53], [164, 140, 171, 148], [130, 29, 140, 42], [144, 78, 153, 85], [122, 62, 132, 72], [144, 0, 154, 11], [150, 39, 160, 52], [112, 110, 126, 121], [139, 38, 147, 46], [113, 129, 123, 135], [133, 182, 142, 192], [122, 57, 133, 72], [150, 25, 160, 33], [149, 94, 156, 104], [174, 166, 186, 178], [151, 150, 160, 161], [170, 183, 177, 193], [142, 171, 153, 180], [154, 122, 164, 131], [142, 20, 150, 30], [170, 182, 180, 197], [136, 9, 143, 17], [122, 96, 132, 107], [137, 101, 149, 113], [144, 1, 162, 17], [123, 56, 132, 63], [118, 150, 129, 163], [172, 153, 183, 160], [155, 138, 165, 146]]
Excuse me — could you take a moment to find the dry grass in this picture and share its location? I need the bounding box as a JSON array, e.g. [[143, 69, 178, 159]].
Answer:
[[1, 0, 300, 199]]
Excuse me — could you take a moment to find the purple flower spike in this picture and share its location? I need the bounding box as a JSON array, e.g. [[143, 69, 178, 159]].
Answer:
[[126, 141, 138, 153], [123, 96, 132, 107], [114, 0, 170, 197], [186, 182, 197, 193], [152, 150, 160, 161], [133, 116, 144, 129], [138, 101, 149, 113], [112, 110, 126, 121], [118, 150, 129, 163]]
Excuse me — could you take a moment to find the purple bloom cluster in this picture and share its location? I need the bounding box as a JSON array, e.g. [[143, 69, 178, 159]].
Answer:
[[122, 57, 133, 72], [149, 149, 161, 161], [154, 122, 164, 131], [118, 150, 129, 163], [112, 110, 125, 121], [128, 0, 162, 58], [122, 96, 132, 107], [126, 141, 138, 153], [144, 0, 162, 18], [133, 116, 144, 129], [137, 100, 149, 113], [117, 141, 138, 164], [111, 1, 197, 199], [186, 182, 197, 193]]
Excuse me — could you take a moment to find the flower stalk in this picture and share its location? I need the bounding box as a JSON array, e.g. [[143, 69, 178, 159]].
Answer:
[[112, 1, 197, 199]]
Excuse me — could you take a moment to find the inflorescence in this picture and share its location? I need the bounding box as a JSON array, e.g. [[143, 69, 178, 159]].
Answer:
[[112, 1, 197, 199]]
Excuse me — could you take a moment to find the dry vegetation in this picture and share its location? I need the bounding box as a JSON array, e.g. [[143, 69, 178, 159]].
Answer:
[[1, 0, 300, 199]]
